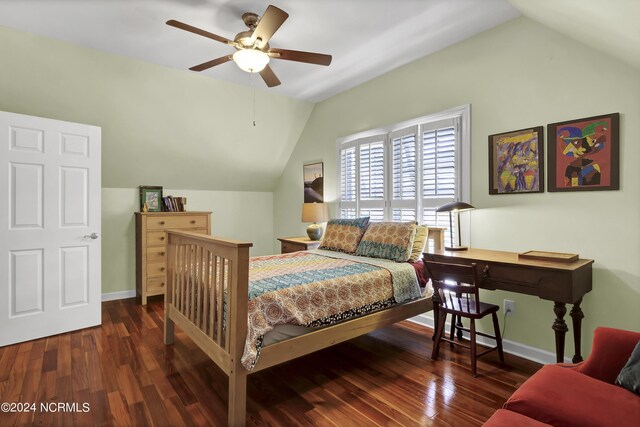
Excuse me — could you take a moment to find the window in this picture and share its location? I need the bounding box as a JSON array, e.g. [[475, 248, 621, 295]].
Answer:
[[337, 105, 470, 248]]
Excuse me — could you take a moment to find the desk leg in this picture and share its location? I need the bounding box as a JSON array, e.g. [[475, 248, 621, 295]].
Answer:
[[431, 293, 440, 341], [552, 302, 568, 363], [570, 298, 584, 363]]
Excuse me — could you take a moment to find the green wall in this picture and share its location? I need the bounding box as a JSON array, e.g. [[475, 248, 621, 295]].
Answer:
[[0, 25, 311, 293], [273, 17, 640, 357], [0, 26, 313, 192], [102, 188, 274, 294]]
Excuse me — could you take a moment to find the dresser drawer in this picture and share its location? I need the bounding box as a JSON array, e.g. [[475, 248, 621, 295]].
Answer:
[[146, 230, 168, 247], [281, 241, 305, 253], [147, 246, 166, 262], [479, 262, 559, 297], [146, 215, 208, 230], [146, 276, 166, 295], [146, 228, 208, 247], [136, 211, 211, 305], [146, 261, 167, 277]]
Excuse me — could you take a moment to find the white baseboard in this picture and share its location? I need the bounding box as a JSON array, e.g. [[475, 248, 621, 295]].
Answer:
[[102, 290, 136, 301], [410, 313, 572, 365]]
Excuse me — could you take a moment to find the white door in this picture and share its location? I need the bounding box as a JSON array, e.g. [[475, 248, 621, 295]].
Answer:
[[0, 111, 101, 346]]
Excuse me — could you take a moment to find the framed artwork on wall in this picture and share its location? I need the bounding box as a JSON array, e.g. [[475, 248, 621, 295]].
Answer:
[[547, 113, 619, 192], [488, 126, 544, 194], [139, 186, 163, 212], [303, 162, 324, 203]]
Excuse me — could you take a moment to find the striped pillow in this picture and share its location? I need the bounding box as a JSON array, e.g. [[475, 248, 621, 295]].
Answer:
[[408, 225, 429, 262], [355, 222, 417, 262], [319, 217, 370, 253]]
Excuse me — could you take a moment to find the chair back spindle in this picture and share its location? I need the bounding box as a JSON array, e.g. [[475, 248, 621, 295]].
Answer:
[[424, 259, 505, 377], [425, 261, 480, 313]]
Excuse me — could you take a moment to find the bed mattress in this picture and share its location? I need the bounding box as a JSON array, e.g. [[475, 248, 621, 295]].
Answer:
[[242, 249, 429, 370]]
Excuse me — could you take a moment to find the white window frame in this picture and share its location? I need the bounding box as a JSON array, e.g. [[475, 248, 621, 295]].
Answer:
[[336, 104, 471, 245]]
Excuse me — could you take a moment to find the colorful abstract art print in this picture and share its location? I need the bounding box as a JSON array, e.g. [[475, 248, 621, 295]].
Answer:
[[548, 113, 619, 192], [489, 126, 544, 195]]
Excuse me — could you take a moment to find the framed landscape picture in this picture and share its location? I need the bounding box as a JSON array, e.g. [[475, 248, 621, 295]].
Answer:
[[547, 113, 619, 192], [303, 162, 324, 203], [489, 126, 544, 194], [139, 186, 163, 212]]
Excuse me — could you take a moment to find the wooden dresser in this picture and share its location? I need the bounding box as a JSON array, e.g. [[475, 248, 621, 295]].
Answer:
[[135, 211, 211, 304]]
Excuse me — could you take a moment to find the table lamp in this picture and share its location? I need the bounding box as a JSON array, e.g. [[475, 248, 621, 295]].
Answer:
[[302, 203, 328, 240], [436, 201, 475, 251]]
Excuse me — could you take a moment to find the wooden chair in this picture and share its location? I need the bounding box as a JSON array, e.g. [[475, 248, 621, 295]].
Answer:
[[425, 260, 504, 377]]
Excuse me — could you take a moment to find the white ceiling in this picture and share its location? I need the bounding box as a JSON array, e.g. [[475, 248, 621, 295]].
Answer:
[[508, 0, 640, 70], [0, 0, 521, 102]]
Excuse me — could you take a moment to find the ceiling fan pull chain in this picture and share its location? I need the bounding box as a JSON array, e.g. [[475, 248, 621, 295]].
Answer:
[[252, 72, 257, 127]]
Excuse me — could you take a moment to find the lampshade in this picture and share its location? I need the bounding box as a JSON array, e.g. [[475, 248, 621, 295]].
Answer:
[[436, 201, 475, 251], [232, 49, 270, 73], [436, 201, 475, 213], [302, 203, 328, 223]]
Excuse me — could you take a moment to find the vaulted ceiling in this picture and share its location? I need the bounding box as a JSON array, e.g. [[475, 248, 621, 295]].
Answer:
[[1, 1, 637, 103], [509, 0, 640, 70], [0, 0, 520, 102]]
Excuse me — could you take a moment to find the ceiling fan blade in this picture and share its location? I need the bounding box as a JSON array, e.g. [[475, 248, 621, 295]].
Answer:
[[269, 48, 332, 66], [166, 19, 234, 46], [251, 5, 289, 48], [259, 65, 281, 87], [189, 55, 233, 72]]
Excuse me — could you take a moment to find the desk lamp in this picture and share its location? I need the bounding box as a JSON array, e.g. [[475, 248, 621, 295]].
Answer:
[[436, 201, 475, 251], [302, 203, 328, 240]]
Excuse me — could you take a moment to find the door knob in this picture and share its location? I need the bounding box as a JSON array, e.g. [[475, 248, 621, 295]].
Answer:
[[84, 233, 99, 240]]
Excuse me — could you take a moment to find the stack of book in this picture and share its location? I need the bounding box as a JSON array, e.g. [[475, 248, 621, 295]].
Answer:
[[162, 196, 187, 212]]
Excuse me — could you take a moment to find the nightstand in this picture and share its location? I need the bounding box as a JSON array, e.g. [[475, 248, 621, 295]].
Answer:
[[278, 236, 322, 254]]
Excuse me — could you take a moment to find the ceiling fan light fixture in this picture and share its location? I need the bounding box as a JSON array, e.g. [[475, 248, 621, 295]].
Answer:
[[233, 49, 270, 73]]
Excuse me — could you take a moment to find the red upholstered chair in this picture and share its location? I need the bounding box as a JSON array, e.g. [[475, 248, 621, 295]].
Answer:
[[500, 327, 640, 427], [426, 260, 504, 377], [574, 326, 640, 383], [483, 409, 551, 426]]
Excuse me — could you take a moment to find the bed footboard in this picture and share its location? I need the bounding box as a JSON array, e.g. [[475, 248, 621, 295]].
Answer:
[[164, 230, 252, 427]]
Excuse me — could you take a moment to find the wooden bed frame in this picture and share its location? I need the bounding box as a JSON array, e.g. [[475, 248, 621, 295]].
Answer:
[[163, 229, 442, 427]]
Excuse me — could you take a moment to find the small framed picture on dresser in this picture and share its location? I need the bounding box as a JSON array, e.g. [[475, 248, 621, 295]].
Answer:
[[139, 186, 163, 212]]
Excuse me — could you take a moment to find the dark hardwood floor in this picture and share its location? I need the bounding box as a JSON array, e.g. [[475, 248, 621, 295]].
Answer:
[[0, 298, 541, 426]]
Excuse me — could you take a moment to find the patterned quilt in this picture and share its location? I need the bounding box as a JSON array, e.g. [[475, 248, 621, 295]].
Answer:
[[241, 249, 422, 370]]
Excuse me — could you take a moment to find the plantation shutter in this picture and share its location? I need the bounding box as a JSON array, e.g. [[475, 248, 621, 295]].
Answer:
[[390, 126, 418, 222], [421, 117, 460, 247], [358, 135, 386, 221], [336, 106, 469, 246], [339, 144, 357, 218]]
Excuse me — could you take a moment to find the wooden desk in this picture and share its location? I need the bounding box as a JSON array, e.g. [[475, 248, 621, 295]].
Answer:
[[424, 248, 594, 363]]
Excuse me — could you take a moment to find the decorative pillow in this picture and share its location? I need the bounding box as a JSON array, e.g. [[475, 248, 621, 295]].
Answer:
[[319, 217, 370, 253], [355, 221, 417, 262], [616, 341, 640, 395], [408, 225, 429, 262]]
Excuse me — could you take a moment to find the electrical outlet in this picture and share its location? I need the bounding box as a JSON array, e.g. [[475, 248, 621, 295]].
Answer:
[[504, 299, 515, 315]]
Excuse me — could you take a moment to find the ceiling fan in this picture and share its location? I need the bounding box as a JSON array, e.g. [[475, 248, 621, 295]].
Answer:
[[167, 5, 332, 87]]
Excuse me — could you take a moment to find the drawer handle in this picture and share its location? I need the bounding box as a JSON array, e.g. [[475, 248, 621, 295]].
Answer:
[[160, 267, 165, 272], [161, 283, 165, 286], [159, 252, 165, 256], [160, 237, 165, 241], [190, 220, 196, 224], [160, 221, 165, 225], [482, 265, 490, 279]]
